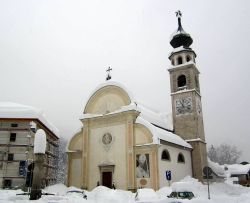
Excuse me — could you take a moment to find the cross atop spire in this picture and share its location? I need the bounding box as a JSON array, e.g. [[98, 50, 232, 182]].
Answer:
[[175, 10, 182, 18], [106, 67, 112, 81], [170, 11, 193, 48], [175, 10, 183, 31]]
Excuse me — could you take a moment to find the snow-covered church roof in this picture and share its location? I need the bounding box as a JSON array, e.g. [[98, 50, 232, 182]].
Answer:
[[80, 80, 191, 149], [0, 102, 59, 138], [136, 116, 191, 148]]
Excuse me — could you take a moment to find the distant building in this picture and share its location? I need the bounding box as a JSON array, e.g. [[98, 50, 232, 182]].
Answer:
[[208, 159, 250, 187], [226, 164, 250, 187], [0, 102, 59, 189], [67, 12, 207, 191]]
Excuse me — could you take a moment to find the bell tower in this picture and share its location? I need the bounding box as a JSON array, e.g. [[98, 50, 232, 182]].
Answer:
[[168, 11, 207, 181]]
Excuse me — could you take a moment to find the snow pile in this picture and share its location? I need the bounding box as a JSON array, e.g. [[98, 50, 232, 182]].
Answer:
[[135, 188, 159, 201], [1, 177, 250, 203], [156, 186, 172, 199], [34, 129, 47, 154], [208, 158, 228, 178], [43, 183, 69, 196], [0, 189, 24, 201], [225, 163, 250, 175], [171, 176, 203, 193], [208, 158, 250, 177], [90, 186, 134, 203], [170, 176, 250, 202]]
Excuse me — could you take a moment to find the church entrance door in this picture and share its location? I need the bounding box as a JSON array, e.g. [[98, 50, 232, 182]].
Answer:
[[102, 171, 112, 188]]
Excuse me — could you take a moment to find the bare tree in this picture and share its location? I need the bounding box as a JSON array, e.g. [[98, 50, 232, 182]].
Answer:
[[208, 145, 218, 162], [208, 143, 242, 165], [56, 138, 68, 184]]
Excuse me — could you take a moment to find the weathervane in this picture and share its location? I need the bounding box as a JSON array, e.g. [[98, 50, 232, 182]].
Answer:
[[106, 67, 112, 81]]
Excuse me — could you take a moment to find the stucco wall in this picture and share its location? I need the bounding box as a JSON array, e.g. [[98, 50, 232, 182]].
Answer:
[[84, 86, 131, 114], [88, 124, 127, 190], [158, 144, 192, 188], [67, 131, 83, 187], [134, 124, 153, 145], [68, 153, 82, 188]]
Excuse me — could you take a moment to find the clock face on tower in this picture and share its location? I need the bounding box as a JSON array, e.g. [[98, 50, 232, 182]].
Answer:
[[175, 97, 192, 115]]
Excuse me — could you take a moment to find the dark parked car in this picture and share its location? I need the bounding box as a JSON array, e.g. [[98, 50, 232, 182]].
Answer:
[[168, 191, 194, 200]]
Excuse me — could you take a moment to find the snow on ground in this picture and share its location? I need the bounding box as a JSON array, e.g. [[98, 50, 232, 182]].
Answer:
[[1, 176, 250, 203]]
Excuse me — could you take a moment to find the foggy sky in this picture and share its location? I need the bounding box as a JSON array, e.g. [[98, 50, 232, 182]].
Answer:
[[0, 0, 249, 161]]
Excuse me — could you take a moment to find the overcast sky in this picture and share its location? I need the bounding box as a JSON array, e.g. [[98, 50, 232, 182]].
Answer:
[[0, 0, 249, 161]]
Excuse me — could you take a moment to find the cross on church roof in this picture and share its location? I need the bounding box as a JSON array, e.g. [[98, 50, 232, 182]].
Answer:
[[106, 67, 112, 81]]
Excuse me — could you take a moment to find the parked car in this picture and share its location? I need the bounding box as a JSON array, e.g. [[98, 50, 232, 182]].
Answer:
[[167, 191, 194, 200]]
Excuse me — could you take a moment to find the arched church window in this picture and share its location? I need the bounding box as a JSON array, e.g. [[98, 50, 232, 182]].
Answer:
[[177, 75, 187, 88], [186, 55, 191, 62], [177, 56, 183, 65], [161, 150, 171, 161], [177, 153, 185, 163]]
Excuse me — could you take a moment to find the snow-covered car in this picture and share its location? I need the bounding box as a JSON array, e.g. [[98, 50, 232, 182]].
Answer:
[[167, 191, 194, 200], [66, 190, 87, 199]]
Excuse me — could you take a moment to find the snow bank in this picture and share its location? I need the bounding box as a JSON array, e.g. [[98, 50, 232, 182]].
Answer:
[[90, 186, 134, 203], [208, 158, 228, 178], [208, 158, 250, 178], [225, 163, 250, 175], [0, 189, 24, 202], [156, 186, 172, 198], [135, 188, 159, 201], [1, 179, 250, 203], [43, 183, 69, 196], [171, 176, 203, 193]]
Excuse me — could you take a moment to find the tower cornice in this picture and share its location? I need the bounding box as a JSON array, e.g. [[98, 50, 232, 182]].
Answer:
[[168, 62, 200, 74], [170, 88, 201, 97], [168, 47, 196, 59]]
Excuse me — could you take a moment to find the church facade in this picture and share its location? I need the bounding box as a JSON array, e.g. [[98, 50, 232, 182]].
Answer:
[[67, 12, 207, 191]]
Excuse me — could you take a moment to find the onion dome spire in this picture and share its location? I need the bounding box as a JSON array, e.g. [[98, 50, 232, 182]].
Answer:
[[170, 11, 193, 48]]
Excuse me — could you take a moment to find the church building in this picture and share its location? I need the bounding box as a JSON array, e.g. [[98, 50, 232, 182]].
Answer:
[[67, 11, 207, 191]]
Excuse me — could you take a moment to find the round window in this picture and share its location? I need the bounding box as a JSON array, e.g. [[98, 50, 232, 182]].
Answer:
[[102, 133, 112, 145]]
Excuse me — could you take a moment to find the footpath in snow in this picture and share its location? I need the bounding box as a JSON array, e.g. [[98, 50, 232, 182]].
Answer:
[[0, 176, 250, 203]]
